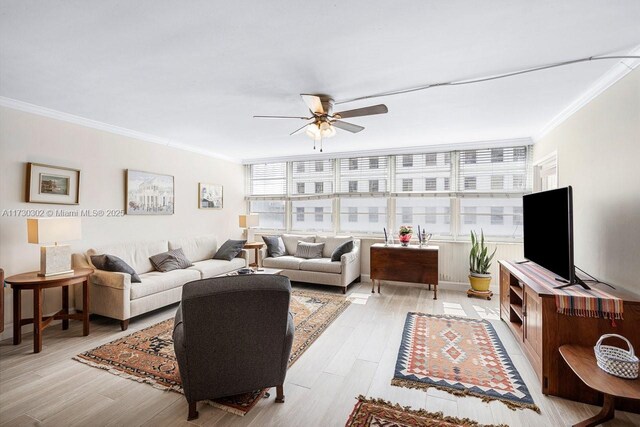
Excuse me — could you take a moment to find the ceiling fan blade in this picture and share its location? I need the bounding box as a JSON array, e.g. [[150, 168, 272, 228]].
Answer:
[[332, 120, 365, 133], [334, 104, 388, 119], [300, 94, 324, 115], [290, 123, 310, 136], [254, 115, 310, 119]]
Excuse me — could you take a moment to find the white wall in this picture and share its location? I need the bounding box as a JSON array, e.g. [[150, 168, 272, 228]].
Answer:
[[0, 106, 246, 339], [533, 68, 640, 293]]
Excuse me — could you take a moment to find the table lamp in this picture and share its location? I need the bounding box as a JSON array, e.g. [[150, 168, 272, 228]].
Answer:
[[238, 214, 259, 243], [27, 217, 82, 276]]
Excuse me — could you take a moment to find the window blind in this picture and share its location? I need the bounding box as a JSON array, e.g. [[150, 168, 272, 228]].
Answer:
[[458, 146, 529, 192], [339, 156, 389, 193], [250, 162, 287, 196], [291, 159, 334, 195], [395, 152, 452, 193]]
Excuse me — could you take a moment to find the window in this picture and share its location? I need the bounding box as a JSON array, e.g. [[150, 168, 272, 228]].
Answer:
[[296, 207, 304, 222], [443, 177, 450, 191], [514, 147, 526, 161], [348, 181, 358, 192], [514, 207, 523, 225], [368, 207, 379, 223], [395, 198, 451, 235], [491, 175, 504, 190], [315, 161, 324, 172], [402, 155, 413, 167], [315, 182, 324, 193], [250, 163, 287, 195], [369, 158, 379, 169], [513, 174, 525, 190], [296, 163, 305, 173], [402, 179, 413, 192], [401, 207, 413, 224], [349, 159, 358, 170], [314, 207, 324, 222], [491, 207, 504, 225], [369, 180, 379, 192], [444, 152, 451, 165], [491, 148, 504, 163], [464, 207, 476, 224], [459, 198, 522, 236], [464, 176, 477, 190], [462, 151, 476, 164], [249, 200, 285, 229], [340, 157, 388, 193], [425, 178, 437, 191], [425, 153, 437, 166], [297, 183, 305, 194], [340, 198, 387, 233], [292, 160, 333, 195], [291, 199, 332, 231], [348, 207, 357, 222]]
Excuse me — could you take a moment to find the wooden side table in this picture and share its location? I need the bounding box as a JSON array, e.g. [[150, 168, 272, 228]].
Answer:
[[370, 244, 439, 298], [244, 242, 265, 268], [559, 344, 640, 427], [5, 268, 93, 353]]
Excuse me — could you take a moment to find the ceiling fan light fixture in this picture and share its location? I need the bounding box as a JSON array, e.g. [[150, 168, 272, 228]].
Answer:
[[305, 123, 321, 140]]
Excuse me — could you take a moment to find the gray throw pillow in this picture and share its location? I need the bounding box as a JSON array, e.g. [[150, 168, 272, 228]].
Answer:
[[331, 240, 355, 262], [263, 235, 286, 258], [213, 239, 246, 261], [91, 254, 141, 283], [149, 248, 193, 272], [295, 241, 325, 259]]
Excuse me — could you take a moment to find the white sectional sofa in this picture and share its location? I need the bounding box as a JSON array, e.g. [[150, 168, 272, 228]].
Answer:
[[260, 234, 360, 294], [72, 234, 247, 330]]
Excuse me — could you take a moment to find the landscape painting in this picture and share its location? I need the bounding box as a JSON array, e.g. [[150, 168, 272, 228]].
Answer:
[[126, 170, 174, 215], [39, 173, 70, 195], [26, 162, 80, 205], [199, 183, 223, 209]]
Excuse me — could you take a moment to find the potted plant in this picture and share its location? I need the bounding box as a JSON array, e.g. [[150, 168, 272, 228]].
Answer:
[[469, 229, 496, 292], [398, 225, 413, 246]]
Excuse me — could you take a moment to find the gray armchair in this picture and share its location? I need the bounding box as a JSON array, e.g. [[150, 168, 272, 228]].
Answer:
[[172, 275, 294, 420]]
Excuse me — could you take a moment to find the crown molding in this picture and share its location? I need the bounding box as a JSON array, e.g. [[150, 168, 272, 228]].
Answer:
[[241, 137, 533, 164], [534, 45, 640, 141], [0, 97, 241, 164]]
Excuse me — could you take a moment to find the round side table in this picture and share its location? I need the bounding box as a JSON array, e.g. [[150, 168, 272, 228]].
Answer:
[[244, 242, 265, 268], [5, 268, 93, 353]]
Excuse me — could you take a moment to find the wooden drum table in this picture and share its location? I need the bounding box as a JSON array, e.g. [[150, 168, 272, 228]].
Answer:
[[5, 268, 93, 353]]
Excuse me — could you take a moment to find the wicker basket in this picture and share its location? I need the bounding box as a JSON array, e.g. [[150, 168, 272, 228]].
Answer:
[[594, 334, 639, 379]]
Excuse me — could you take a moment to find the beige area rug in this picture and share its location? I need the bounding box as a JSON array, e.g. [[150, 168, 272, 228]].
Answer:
[[74, 289, 350, 415]]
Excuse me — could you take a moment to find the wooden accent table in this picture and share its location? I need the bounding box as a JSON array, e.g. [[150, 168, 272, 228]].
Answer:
[[244, 242, 265, 268], [5, 268, 93, 353], [560, 345, 640, 427], [370, 244, 439, 298]]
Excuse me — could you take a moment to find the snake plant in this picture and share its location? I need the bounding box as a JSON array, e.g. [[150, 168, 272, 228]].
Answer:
[[469, 229, 497, 275]]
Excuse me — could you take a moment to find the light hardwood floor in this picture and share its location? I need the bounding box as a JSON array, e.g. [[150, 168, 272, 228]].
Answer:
[[1, 282, 639, 427]]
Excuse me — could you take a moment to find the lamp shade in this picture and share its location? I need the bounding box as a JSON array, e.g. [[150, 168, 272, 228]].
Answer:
[[27, 217, 82, 244], [238, 214, 259, 228]]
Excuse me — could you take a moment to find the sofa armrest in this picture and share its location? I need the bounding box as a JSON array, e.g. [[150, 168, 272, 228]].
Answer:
[[340, 245, 360, 266], [236, 249, 249, 268], [259, 247, 269, 267], [340, 245, 361, 287], [90, 269, 132, 291]]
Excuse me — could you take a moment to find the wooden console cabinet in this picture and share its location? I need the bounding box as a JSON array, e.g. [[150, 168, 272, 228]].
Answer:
[[370, 244, 438, 298], [499, 260, 640, 413]]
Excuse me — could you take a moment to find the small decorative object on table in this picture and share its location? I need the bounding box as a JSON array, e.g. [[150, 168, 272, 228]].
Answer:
[[594, 334, 639, 379], [398, 225, 412, 247], [467, 229, 496, 300]]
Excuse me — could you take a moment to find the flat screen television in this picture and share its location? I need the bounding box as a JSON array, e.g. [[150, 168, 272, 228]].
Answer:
[[522, 186, 588, 289]]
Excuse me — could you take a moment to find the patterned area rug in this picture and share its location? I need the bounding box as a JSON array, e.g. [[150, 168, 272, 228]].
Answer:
[[74, 289, 350, 416], [392, 313, 539, 412], [346, 396, 508, 427]]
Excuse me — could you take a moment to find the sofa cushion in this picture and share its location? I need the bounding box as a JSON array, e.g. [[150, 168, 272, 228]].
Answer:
[[87, 240, 169, 274], [330, 240, 355, 262], [168, 234, 218, 262], [90, 254, 141, 283], [213, 239, 246, 261], [262, 235, 286, 258], [262, 255, 305, 270], [295, 242, 325, 259], [188, 258, 246, 278], [315, 236, 354, 258], [149, 248, 193, 272], [299, 258, 342, 274], [131, 269, 201, 300], [282, 234, 314, 256]]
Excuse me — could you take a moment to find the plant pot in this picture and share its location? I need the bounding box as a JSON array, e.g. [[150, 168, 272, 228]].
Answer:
[[468, 273, 492, 292], [399, 234, 412, 246]]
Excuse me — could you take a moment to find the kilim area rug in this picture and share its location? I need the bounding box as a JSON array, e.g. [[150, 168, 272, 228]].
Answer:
[[346, 396, 508, 427], [392, 313, 539, 412], [74, 289, 350, 416]]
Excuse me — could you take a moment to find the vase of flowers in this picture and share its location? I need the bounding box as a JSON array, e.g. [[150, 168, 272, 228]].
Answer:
[[398, 225, 413, 246]]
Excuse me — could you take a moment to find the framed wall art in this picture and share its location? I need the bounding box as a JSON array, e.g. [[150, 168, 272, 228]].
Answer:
[[126, 170, 174, 215], [198, 183, 223, 209], [26, 162, 80, 205]]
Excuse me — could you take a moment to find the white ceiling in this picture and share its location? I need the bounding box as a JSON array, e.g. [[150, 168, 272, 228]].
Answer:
[[1, 1, 639, 161]]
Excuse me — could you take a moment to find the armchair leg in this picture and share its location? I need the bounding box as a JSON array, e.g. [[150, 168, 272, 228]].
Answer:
[[188, 401, 199, 420], [120, 319, 129, 331], [275, 385, 285, 403], [342, 287, 346, 295]]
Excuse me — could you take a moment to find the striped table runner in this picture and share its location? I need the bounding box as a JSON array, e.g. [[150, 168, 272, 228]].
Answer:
[[504, 261, 623, 320]]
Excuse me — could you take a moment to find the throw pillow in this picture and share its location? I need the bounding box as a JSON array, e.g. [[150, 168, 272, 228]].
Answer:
[[331, 240, 355, 262], [295, 241, 325, 259], [262, 235, 286, 258], [90, 254, 141, 283], [149, 248, 193, 272], [213, 239, 246, 261]]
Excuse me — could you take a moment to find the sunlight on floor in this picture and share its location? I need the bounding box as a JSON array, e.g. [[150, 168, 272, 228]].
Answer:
[[472, 304, 500, 320], [442, 302, 467, 317], [347, 292, 372, 305]]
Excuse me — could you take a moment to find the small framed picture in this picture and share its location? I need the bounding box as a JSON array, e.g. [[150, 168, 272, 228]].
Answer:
[[126, 170, 175, 215], [26, 163, 80, 205], [199, 183, 223, 209]]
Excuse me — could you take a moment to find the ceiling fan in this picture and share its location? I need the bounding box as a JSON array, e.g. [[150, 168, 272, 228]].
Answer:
[[254, 94, 388, 151]]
